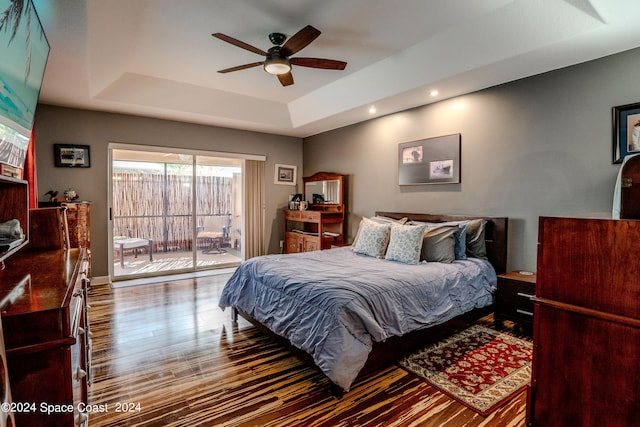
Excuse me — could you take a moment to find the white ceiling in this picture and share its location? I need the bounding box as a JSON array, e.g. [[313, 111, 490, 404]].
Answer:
[[34, 0, 640, 138]]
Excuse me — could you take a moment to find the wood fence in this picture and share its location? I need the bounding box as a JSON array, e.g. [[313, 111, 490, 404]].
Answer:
[[112, 172, 233, 252]]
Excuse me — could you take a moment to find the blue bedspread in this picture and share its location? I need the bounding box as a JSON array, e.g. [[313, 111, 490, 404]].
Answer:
[[218, 247, 496, 391]]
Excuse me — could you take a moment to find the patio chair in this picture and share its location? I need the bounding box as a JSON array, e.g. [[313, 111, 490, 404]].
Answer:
[[197, 214, 231, 254], [113, 228, 153, 267]]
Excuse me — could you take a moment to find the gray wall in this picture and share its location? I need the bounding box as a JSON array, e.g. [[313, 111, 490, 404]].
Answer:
[[303, 48, 640, 272], [34, 106, 302, 278]]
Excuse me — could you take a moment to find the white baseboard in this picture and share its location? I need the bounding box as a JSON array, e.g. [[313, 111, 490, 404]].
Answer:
[[90, 275, 111, 286]]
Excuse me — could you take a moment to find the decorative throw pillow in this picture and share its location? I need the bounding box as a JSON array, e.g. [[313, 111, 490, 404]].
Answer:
[[352, 217, 391, 258], [351, 215, 407, 247], [421, 225, 457, 263], [449, 221, 469, 260], [466, 219, 487, 259], [385, 223, 426, 264]]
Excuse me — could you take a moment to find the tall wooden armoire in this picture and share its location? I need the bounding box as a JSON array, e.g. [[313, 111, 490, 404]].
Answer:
[[527, 216, 640, 426]]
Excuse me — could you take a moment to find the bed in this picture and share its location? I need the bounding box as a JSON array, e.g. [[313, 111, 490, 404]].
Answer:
[[219, 212, 508, 394]]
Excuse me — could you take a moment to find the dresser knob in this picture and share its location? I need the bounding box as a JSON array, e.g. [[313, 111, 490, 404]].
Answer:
[[75, 411, 88, 425], [75, 366, 87, 381]]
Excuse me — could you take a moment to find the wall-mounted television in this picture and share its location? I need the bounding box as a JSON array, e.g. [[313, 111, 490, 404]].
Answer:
[[0, 0, 49, 170]]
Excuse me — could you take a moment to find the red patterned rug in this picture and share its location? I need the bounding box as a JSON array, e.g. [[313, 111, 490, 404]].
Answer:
[[398, 324, 532, 416]]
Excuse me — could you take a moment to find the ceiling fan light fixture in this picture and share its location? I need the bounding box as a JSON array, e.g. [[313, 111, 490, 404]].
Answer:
[[264, 57, 291, 76], [264, 58, 291, 75], [264, 47, 291, 75]]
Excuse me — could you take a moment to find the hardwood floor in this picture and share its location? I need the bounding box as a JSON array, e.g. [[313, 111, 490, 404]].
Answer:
[[87, 275, 528, 427]]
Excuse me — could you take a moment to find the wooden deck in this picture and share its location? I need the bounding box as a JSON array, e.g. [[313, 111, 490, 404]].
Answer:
[[87, 274, 528, 426], [113, 248, 242, 278]]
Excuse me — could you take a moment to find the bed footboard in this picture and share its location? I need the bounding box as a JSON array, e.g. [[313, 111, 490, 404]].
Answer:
[[233, 304, 493, 396]]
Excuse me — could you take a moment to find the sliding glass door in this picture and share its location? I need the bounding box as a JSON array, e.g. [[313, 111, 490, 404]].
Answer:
[[110, 147, 243, 280], [194, 155, 242, 269]]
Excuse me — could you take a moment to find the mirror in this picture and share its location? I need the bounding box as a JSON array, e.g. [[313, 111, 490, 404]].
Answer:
[[303, 172, 344, 207], [305, 180, 341, 204]]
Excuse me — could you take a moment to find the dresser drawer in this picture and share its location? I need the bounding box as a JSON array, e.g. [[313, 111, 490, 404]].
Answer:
[[285, 210, 302, 221], [285, 209, 320, 222], [299, 211, 320, 222]]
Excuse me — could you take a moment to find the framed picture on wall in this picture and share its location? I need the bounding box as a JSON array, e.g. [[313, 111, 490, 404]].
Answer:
[[274, 164, 296, 185], [613, 102, 640, 163], [398, 134, 461, 185], [54, 144, 91, 168]]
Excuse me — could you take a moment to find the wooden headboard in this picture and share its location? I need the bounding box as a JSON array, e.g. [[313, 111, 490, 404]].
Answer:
[[375, 212, 508, 275]]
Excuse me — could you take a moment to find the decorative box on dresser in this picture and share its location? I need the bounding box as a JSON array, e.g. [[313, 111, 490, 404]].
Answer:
[[527, 216, 640, 426], [284, 172, 345, 253], [63, 202, 91, 250], [38, 201, 91, 250], [0, 248, 91, 427]]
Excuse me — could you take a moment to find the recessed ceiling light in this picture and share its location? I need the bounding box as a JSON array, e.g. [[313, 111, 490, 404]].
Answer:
[[369, 106, 377, 114], [430, 90, 439, 97]]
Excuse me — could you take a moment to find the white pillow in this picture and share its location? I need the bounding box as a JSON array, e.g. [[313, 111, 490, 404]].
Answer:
[[385, 223, 426, 264], [352, 217, 391, 258]]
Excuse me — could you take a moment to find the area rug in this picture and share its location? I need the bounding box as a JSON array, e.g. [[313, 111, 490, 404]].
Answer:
[[398, 324, 532, 416]]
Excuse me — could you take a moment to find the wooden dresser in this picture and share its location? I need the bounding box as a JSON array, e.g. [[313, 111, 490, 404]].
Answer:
[[0, 248, 91, 427], [527, 216, 640, 426], [284, 172, 345, 253], [284, 209, 344, 253]]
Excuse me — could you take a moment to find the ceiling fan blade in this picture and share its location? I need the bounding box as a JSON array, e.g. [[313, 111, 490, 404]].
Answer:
[[217, 62, 264, 73], [290, 58, 347, 70], [277, 72, 294, 86], [280, 25, 321, 57], [212, 33, 268, 56]]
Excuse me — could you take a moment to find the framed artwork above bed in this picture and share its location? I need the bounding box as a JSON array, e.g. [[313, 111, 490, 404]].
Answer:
[[398, 133, 461, 185]]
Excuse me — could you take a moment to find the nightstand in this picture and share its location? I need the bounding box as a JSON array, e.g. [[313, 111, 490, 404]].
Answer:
[[494, 271, 536, 330]]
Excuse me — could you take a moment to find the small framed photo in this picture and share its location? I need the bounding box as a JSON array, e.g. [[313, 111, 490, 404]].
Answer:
[[274, 164, 296, 185], [399, 134, 461, 185], [613, 102, 640, 163], [54, 144, 91, 168]]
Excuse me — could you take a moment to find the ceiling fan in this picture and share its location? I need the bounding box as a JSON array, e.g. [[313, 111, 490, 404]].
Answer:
[[212, 25, 347, 87]]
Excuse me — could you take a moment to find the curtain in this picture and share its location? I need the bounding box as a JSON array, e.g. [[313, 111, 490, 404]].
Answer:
[[244, 159, 265, 259], [25, 129, 38, 208]]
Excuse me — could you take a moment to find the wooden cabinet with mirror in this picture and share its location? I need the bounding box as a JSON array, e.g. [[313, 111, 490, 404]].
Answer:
[[284, 172, 345, 253]]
